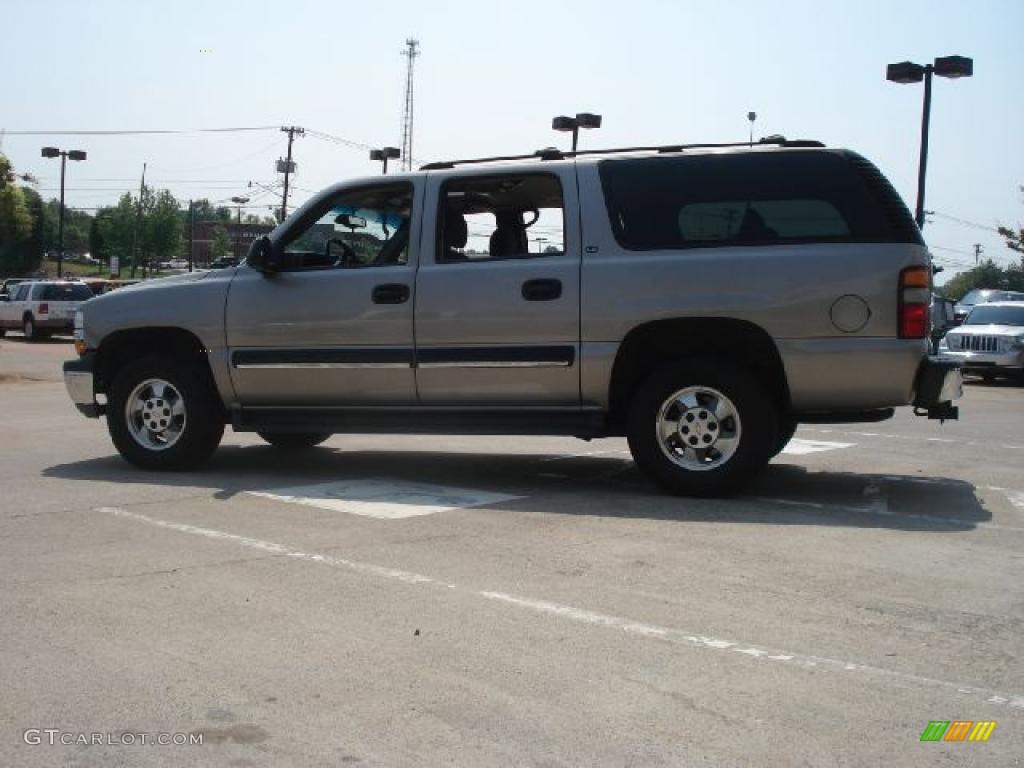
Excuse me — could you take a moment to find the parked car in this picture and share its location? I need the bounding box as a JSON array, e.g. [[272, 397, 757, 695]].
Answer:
[[939, 302, 1024, 381], [208, 257, 239, 269], [1, 280, 94, 340], [953, 288, 1024, 324], [930, 295, 957, 352], [63, 139, 961, 496]]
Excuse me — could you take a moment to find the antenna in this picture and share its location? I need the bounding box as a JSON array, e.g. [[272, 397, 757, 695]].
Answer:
[[399, 38, 420, 172]]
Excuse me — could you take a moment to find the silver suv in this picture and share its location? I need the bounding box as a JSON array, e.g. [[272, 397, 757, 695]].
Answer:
[[939, 301, 1024, 381], [63, 139, 962, 496]]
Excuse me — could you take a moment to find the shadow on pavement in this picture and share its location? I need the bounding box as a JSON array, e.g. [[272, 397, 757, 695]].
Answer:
[[42, 443, 994, 533]]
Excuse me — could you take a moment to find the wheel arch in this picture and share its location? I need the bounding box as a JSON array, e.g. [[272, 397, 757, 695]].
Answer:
[[94, 327, 220, 401], [607, 317, 791, 431]]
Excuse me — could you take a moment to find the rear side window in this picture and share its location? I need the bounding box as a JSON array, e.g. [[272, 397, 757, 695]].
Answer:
[[599, 150, 921, 251], [39, 284, 93, 301]]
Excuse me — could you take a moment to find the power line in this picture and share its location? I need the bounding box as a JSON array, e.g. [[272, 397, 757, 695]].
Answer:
[[930, 211, 1001, 233], [3, 126, 280, 136]]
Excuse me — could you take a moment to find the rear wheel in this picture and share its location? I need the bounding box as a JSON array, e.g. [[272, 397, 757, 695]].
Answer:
[[626, 360, 778, 497], [22, 315, 37, 341], [771, 417, 799, 458], [107, 356, 224, 470], [257, 432, 332, 450]]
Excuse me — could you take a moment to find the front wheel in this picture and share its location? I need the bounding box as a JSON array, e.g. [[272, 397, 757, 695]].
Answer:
[[626, 360, 778, 497], [107, 356, 225, 470], [258, 432, 332, 450]]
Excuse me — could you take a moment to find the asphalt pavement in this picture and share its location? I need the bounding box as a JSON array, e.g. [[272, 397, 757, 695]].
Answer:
[[1, 335, 1022, 767]]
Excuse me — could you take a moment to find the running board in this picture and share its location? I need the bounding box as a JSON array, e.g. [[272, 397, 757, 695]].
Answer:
[[231, 407, 609, 438]]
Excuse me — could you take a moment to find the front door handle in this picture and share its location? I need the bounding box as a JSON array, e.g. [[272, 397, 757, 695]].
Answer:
[[372, 283, 410, 304], [522, 278, 562, 302]]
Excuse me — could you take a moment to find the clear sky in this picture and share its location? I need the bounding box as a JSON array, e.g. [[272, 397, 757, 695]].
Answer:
[[2, 0, 1022, 282]]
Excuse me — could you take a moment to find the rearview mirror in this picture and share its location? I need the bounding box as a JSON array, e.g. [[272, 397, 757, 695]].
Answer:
[[335, 214, 366, 230], [247, 235, 278, 274]]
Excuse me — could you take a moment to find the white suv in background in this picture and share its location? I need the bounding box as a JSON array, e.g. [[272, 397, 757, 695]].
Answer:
[[0, 280, 94, 340]]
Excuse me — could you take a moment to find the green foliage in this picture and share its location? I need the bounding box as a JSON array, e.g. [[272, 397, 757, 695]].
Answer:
[[210, 225, 232, 260], [998, 185, 1023, 255], [146, 189, 182, 262], [940, 259, 1024, 300], [0, 152, 37, 275]]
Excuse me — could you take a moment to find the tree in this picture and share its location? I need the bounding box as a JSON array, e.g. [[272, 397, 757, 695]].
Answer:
[[145, 189, 182, 263], [210, 226, 232, 260], [96, 194, 137, 273], [0, 152, 35, 275], [998, 185, 1023, 255], [940, 259, 1024, 300]]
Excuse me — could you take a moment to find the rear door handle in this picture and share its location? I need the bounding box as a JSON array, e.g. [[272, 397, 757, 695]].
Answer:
[[522, 278, 562, 301], [372, 284, 410, 304]]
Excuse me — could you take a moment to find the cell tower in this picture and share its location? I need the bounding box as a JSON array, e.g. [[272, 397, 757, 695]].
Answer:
[[399, 38, 420, 172]]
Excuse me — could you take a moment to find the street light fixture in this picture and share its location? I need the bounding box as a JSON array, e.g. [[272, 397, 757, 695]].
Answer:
[[40, 146, 87, 277], [369, 147, 401, 174], [551, 112, 602, 152], [230, 196, 251, 261], [886, 54, 973, 229]]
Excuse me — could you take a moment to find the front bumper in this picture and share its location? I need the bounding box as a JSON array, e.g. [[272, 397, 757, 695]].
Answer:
[[913, 357, 962, 420], [939, 349, 1024, 372], [63, 354, 102, 418]]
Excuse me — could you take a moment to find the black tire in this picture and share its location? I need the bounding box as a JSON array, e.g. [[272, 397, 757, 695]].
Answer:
[[626, 360, 778, 497], [0, 327, 6, 338], [257, 432, 332, 450], [107, 356, 225, 470], [771, 416, 799, 458], [22, 315, 37, 341]]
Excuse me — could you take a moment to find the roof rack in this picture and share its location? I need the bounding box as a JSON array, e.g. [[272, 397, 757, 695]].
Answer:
[[420, 136, 825, 170]]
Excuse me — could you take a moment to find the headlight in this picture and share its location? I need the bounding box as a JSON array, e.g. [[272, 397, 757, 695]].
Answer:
[[938, 337, 949, 350]]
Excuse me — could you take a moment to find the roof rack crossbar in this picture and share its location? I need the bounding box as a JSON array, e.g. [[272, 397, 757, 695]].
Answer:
[[419, 137, 824, 171]]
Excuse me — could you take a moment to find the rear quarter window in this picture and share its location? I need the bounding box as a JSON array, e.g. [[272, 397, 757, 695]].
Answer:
[[39, 284, 93, 301], [598, 150, 921, 251]]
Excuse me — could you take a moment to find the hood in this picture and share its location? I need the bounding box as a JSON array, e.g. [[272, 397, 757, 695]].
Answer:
[[115, 270, 215, 292], [952, 324, 1023, 336]]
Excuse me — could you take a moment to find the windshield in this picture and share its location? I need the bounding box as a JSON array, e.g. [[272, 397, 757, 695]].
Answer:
[[964, 305, 1024, 326]]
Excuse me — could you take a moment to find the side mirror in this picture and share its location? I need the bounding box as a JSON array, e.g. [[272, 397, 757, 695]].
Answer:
[[247, 235, 278, 274]]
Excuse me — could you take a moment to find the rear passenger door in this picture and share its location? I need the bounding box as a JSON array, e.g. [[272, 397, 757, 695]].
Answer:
[[414, 167, 581, 405]]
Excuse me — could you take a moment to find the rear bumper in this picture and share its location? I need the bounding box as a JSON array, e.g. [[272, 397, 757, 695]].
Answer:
[[35, 317, 75, 330], [913, 357, 962, 419], [63, 354, 102, 418]]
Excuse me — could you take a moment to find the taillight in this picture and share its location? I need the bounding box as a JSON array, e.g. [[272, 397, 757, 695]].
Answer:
[[898, 266, 929, 339], [38, 303, 49, 315]]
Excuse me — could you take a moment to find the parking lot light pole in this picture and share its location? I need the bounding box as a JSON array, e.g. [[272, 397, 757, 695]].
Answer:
[[41, 147, 87, 278], [230, 196, 250, 260], [886, 55, 973, 229], [551, 113, 602, 152], [370, 147, 401, 175]]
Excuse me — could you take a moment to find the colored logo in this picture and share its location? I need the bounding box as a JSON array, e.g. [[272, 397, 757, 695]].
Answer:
[[920, 721, 996, 742]]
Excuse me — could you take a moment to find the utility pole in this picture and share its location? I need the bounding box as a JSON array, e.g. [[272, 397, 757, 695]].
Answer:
[[278, 126, 304, 221], [973, 243, 983, 266], [130, 162, 146, 278], [188, 199, 194, 273], [400, 38, 420, 172]]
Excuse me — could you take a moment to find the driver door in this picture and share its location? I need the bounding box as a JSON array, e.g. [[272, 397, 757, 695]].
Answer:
[[225, 180, 421, 406]]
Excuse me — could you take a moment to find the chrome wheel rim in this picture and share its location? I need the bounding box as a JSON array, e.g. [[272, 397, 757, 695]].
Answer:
[[656, 385, 741, 471], [24, 318, 33, 336], [125, 378, 186, 451]]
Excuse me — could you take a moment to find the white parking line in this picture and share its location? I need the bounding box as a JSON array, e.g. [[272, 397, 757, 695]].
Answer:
[[96, 505, 1024, 712], [247, 478, 521, 519], [803, 427, 1024, 451], [780, 438, 854, 455]]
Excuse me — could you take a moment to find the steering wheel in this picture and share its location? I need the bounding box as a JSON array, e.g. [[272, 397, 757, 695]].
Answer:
[[327, 238, 356, 267]]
